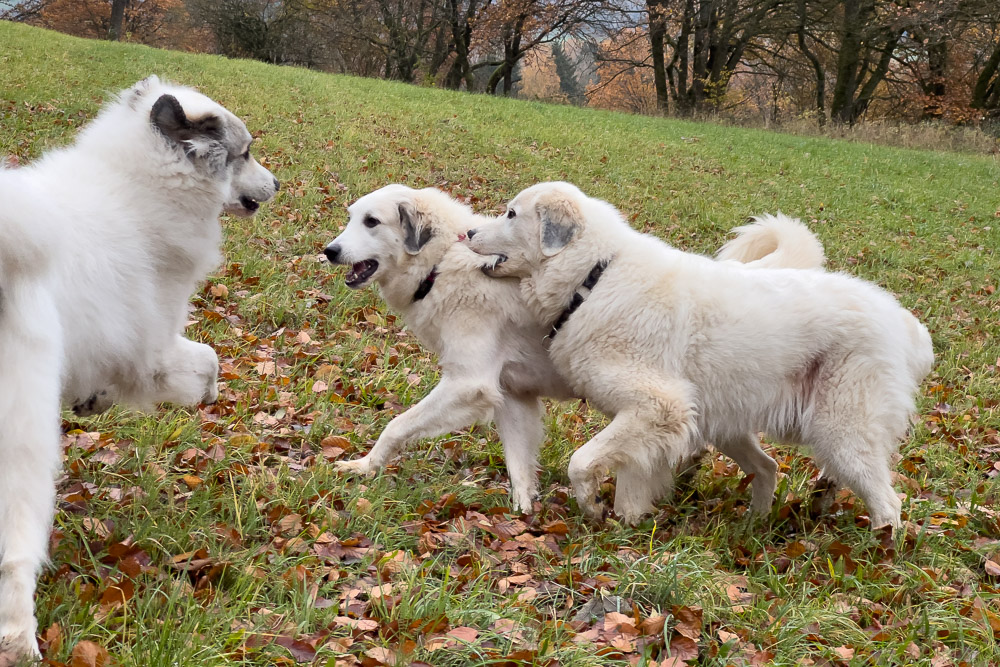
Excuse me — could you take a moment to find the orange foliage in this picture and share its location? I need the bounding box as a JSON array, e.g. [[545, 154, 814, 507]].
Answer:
[[38, 0, 211, 51], [518, 45, 565, 102], [587, 28, 657, 115]]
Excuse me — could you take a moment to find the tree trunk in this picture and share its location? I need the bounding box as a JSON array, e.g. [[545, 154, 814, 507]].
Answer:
[[675, 0, 693, 114], [691, 0, 712, 110], [647, 0, 669, 113], [852, 31, 900, 121], [972, 38, 1000, 112], [921, 38, 947, 120], [109, 0, 128, 40], [796, 0, 825, 125], [830, 0, 863, 124]]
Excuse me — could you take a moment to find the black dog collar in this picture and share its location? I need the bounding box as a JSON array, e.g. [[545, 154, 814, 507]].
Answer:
[[546, 258, 611, 342], [413, 266, 438, 302]]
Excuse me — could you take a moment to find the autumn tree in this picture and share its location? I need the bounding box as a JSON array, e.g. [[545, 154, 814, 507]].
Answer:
[[36, 0, 199, 47], [475, 0, 604, 96]]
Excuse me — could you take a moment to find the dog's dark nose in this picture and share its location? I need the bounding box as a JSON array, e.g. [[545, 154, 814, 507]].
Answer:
[[466, 228, 477, 239], [324, 245, 340, 263], [272, 177, 280, 191]]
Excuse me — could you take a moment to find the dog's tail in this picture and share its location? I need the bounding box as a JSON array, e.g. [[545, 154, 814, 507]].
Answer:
[[903, 312, 935, 386], [716, 213, 825, 270]]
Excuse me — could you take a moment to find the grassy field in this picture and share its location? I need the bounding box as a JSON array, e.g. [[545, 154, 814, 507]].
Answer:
[[2, 21, 1000, 667]]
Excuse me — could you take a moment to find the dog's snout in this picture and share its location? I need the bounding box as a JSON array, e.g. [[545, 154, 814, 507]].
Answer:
[[272, 177, 280, 191], [324, 245, 340, 264], [467, 228, 477, 239]]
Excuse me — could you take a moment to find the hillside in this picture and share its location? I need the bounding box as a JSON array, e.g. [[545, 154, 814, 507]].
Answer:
[[2, 21, 999, 667]]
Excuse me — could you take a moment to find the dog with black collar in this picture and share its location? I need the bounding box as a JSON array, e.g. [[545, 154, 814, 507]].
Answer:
[[465, 181, 933, 528]]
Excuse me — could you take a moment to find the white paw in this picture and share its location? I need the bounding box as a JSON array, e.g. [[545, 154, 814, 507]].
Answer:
[[0, 623, 41, 662], [613, 498, 655, 525], [334, 457, 377, 476], [509, 489, 537, 516], [749, 494, 775, 515]]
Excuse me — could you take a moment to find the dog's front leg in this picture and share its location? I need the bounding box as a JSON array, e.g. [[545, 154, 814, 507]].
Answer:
[[335, 375, 503, 475], [0, 289, 63, 660], [494, 394, 545, 514]]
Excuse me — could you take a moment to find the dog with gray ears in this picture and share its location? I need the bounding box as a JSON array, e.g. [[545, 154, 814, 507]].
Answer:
[[0, 76, 278, 658], [466, 182, 933, 528], [325, 184, 827, 525]]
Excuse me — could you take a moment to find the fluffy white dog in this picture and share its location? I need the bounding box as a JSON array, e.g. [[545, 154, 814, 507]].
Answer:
[[466, 182, 933, 528], [324, 185, 825, 521], [0, 76, 278, 658]]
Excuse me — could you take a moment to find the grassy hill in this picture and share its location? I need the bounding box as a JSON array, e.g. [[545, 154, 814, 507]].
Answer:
[[2, 21, 999, 667]]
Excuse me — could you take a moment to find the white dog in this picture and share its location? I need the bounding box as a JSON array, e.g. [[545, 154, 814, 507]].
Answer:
[[324, 185, 825, 520], [0, 76, 278, 658], [465, 182, 933, 528]]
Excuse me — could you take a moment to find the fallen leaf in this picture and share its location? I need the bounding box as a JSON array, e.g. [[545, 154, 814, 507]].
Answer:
[[71, 640, 109, 667]]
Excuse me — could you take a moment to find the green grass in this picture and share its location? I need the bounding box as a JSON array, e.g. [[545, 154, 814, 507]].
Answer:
[[2, 21, 1000, 667]]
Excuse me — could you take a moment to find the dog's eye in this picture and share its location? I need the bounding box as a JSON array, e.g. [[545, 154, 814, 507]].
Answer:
[[364, 215, 380, 228], [507, 209, 516, 219]]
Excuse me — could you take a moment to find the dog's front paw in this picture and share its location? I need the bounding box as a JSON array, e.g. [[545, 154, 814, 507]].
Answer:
[[509, 489, 538, 516], [0, 622, 41, 662], [334, 457, 378, 476], [613, 498, 655, 526]]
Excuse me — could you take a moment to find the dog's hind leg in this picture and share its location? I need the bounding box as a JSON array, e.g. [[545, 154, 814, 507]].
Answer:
[[336, 374, 503, 475], [713, 433, 778, 514], [803, 360, 908, 530], [0, 284, 62, 660], [148, 336, 219, 408], [494, 393, 544, 514]]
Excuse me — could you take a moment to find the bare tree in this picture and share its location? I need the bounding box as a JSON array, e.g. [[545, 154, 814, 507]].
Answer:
[[0, 0, 49, 21]]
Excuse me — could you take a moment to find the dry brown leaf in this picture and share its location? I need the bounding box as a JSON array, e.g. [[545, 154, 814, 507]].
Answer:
[[671, 605, 702, 640], [668, 634, 698, 662], [363, 646, 396, 665], [833, 645, 855, 660], [71, 640, 109, 667]]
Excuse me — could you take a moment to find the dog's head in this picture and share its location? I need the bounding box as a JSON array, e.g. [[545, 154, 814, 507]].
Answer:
[[127, 76, 279, 217], [465, 181, 588, 278], [323, 184, 441, 289]]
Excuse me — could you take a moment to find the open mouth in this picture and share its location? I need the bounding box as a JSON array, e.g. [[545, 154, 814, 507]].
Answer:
[[480, 254, 507, 274], [345, 259, 379, 287], [224, 197, 261, 217]]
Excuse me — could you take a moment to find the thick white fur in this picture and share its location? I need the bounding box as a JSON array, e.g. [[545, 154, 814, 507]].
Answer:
[[325, 185, 573, 513], [326, 186, 827, 521], [466, 182, 933, 528], [0, 77, 277, 658]]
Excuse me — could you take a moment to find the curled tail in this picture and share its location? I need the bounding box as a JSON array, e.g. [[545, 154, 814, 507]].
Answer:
[[716, 213, 825, 270]]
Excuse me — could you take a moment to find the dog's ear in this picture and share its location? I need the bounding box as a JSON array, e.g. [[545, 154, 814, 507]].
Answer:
[[150, 94, 223, 147], [399, 201, 433, 255], [536, 192, 581, 257], [126, 75, 161, 109]]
